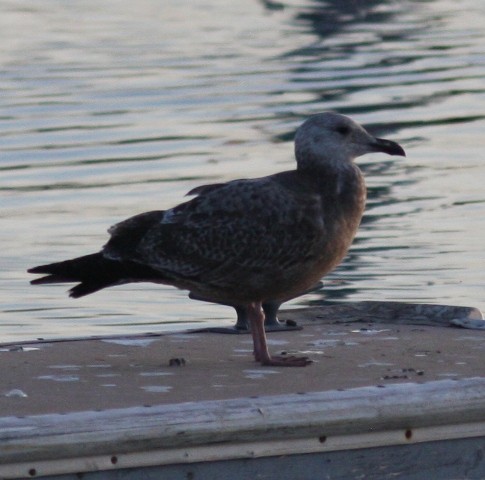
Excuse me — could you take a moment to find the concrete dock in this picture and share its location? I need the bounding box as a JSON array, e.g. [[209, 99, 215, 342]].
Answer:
[[1, 301, 484, 479]]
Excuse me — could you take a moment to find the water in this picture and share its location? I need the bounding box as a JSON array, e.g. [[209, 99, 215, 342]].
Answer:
[[1, 0, 484, 342]]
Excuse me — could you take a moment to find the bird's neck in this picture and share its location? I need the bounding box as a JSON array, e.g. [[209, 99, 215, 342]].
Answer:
[[295, 162, 366, 210], [295, 143, 355, 172], [296, 155, 355, 177]]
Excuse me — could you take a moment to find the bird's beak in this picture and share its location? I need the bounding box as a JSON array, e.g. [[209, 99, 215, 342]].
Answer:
[[371, 137, 406, 157]]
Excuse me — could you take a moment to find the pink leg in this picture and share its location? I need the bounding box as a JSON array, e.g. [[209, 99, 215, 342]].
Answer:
[[247, 302, 311, 367]]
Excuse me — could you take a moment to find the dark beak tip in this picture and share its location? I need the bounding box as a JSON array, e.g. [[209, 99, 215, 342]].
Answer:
[[395, 145, 406, 157], [374, 138, 406, 157]]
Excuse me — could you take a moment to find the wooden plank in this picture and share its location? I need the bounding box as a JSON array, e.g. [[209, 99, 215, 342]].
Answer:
[[14, 436, 485, 480], [0, 378, 484, 478]]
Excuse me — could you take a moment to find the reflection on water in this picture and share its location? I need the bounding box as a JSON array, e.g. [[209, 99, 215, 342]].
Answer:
[[1, 0, 484, 341]]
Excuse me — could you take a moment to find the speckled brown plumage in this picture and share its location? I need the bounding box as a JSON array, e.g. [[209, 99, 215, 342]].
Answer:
[[29, 112, 405, 367]]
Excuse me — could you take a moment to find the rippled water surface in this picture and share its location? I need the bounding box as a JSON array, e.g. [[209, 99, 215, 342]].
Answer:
[[1, 0, 484, 341]]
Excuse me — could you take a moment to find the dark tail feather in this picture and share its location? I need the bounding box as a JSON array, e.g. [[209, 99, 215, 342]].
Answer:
[[28, 253, 129, 298]]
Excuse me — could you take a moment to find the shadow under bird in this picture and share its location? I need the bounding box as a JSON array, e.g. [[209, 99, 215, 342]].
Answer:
[[29, 112, 405, 367]]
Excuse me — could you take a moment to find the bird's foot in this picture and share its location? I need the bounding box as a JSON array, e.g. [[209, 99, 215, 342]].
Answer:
[[260, 354, 312, 367]]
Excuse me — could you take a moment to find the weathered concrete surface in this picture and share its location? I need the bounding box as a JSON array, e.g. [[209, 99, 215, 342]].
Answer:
[[1, 302, 483, 416]]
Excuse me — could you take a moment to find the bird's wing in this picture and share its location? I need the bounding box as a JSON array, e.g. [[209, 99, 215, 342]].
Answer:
[[104, 210, 166, 257], [110, 177, 326, 286], [186, 182, 226, 196]]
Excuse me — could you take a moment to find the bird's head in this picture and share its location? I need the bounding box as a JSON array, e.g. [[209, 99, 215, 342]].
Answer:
[[294, 112, 405, 170]]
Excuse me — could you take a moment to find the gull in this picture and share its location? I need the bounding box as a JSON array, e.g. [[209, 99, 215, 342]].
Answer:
[[29, 112, 405, 367]]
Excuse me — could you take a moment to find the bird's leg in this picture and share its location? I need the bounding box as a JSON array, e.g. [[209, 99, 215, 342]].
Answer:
[[260, 301, 282, 328], [247, 302, 311, 367], [246, 301, 267, 362], [234, 305, 251, 331]]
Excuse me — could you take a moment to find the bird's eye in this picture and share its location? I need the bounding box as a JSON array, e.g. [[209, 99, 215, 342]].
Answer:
[[335, 125, 351, 136]]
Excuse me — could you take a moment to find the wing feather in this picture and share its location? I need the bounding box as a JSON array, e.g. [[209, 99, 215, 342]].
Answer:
[[124, 178, 326, 288]]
